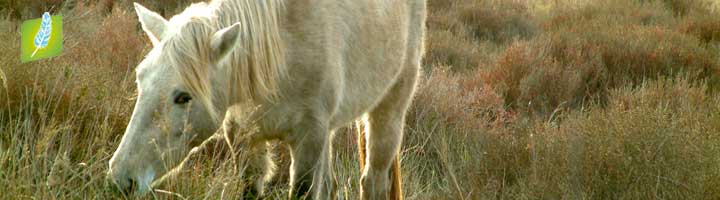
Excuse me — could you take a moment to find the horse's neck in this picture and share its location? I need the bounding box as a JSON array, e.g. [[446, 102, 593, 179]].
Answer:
[[212, 0, 288, 105]]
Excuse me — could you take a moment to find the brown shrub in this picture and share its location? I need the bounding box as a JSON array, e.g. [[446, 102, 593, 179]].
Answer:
[[424, 30, 501, 73], [0, 0, 204, 20], [543, 0, 676, 30], [678, 13, 720, 43], [542, 77, 720, 198], [410, 66, 509, 131], [425, 0, 536, 72], [659, 0, 714, 16], [404, 65, 522, 198], [483, 22, 719, 113], [456, 0, 535, 43], [404, 76, 720, 198], [0, 0, 64, 20]]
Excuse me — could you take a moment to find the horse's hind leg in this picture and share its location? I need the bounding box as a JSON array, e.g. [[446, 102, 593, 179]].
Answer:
[[361, 65, 418, 200], [287, 121, 335, 200]]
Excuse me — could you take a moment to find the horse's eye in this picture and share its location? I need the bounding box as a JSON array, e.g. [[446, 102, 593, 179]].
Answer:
[[174, 92, 192, 104]]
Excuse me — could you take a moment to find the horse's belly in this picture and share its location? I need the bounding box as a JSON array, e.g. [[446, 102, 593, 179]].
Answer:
[[328, 2, 411, 129], [329, 39, 408, 128], [278, 0, 411, 129]]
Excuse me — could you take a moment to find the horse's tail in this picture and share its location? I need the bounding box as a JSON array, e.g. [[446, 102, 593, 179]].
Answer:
[[357, 121, 403, 200]]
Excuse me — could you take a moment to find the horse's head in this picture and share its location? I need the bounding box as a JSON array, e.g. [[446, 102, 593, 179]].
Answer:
[[107, 3, 241, 195]]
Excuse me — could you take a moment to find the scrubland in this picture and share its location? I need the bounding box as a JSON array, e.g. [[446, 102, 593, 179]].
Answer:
[[2, 0, 720, 199]]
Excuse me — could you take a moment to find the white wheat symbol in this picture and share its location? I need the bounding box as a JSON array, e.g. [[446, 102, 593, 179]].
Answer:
[[32, 12, 52, 57]]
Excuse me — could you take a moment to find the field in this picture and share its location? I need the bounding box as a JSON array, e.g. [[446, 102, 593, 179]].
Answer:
[[2, 0, 720, 199]]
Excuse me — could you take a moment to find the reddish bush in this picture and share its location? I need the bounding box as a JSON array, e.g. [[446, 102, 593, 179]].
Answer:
[[425, 0, 536, 71], [483, 23, 719, 113], [678, 14, 720, 43]]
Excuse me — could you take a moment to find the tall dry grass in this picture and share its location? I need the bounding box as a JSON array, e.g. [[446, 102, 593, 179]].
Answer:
[[2, 0, 720, 199], [1, 2, 140, 199], [407, 70, 720, 199]]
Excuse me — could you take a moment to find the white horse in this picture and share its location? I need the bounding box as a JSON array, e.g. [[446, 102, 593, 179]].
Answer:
[[107, 0, 425, 199]]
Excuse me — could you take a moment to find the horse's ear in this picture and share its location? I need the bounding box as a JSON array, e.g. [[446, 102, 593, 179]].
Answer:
[[134, 3, 168, 46], [210, 23, 241, 63]]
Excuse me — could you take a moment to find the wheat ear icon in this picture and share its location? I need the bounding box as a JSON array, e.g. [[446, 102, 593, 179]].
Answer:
[[31, 12, 52, 57]]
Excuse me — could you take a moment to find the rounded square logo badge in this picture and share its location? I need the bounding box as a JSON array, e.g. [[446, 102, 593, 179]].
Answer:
[[21, 13, 63, 63]]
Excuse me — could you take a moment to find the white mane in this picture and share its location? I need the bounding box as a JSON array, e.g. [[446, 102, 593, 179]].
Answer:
[[162, 0, 286, 119]]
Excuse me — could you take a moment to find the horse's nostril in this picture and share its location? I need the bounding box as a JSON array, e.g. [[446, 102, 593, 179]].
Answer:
[[125, 178, 136, 194]]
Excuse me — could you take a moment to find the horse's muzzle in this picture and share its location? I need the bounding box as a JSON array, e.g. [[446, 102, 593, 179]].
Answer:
[[107, 168, 151, 196]]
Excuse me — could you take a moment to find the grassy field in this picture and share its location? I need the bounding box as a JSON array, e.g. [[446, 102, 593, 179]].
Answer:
[[2, 0, 720, 199]]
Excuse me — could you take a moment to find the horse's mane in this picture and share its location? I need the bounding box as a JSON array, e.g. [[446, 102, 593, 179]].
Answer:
[[162, 0, 286, 119]]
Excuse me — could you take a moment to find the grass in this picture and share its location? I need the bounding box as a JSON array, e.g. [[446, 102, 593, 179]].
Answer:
[[3, 0, 720, 199]]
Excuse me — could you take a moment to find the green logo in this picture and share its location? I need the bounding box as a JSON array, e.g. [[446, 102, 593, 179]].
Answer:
[[21, 12, 63, 63]]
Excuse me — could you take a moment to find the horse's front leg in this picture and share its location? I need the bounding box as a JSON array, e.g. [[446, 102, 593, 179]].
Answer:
[[286, 122, 335, 200], [221, 112, 276, 198]]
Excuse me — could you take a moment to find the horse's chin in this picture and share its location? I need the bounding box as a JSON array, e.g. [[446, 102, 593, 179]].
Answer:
[[134, 186, 151, 196], [133, 170, 156, 196]]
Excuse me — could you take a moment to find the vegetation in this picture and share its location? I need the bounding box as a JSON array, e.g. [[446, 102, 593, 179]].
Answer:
[[2, 0, 720, 199]]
